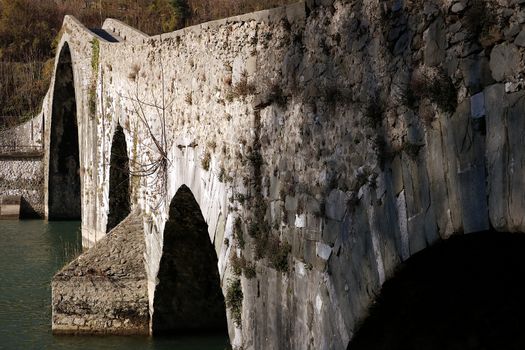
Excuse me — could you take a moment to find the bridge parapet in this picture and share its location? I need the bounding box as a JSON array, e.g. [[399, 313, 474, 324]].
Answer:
[[102, 18, 149, 43]]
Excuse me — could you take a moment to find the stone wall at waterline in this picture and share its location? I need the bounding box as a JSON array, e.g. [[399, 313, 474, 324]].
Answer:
[[52, 213, 149, 334], [0, 116, 44, 218], [48, 0, 525, 348]]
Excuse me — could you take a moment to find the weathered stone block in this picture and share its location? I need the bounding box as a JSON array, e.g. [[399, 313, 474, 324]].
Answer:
[[489, 43, 521, 82], [52, 213, 149, 335], [423, 17, 446, 66], [470, 92, 485, 118], [325, 189, 347, 221], [458, 166, 490, 233]]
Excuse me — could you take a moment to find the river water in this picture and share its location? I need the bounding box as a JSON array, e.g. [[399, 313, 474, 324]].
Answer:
[[0, 220, 229, 350]]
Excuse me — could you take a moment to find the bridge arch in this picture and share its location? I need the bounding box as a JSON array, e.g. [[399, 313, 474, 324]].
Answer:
[[152, 184, 227, 335], [349, 231, 525, 349], [106, 124, 131, 232], [47, 42, 81, 220]]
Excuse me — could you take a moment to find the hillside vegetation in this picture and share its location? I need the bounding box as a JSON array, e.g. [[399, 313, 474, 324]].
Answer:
[[0, 0, 294, 126]]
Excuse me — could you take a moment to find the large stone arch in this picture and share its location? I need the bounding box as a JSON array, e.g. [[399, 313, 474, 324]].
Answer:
[[152, 184, 227, 334], [106, 124, 131, 232], [47, 42, 81, 220], [348, 231, 525, 349]]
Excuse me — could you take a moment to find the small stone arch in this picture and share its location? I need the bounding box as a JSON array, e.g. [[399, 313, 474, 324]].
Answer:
[[348, 231, 525, 349], [106, 124, 131, 232], [48, 42, 81, 220], [152, 184, 227, 335]]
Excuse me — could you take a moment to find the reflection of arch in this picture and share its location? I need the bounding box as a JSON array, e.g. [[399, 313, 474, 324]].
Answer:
[[349, 231, 525, 349], [48, 43, 81, 220], [153, 185, 227, 335], [107, 124, 131, 232]]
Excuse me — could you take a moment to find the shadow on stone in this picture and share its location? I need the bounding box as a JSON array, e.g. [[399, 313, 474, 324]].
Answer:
[[152, 185, 227, 335], [48, 42, 81, 221], [19, 196, 42, 219], [107, 124, 131, 232], [349, 231, 525, 350]]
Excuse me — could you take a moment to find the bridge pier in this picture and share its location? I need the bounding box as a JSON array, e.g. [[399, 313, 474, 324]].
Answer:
[[52, 212, 149, 335], [0, 196, 20, 220]]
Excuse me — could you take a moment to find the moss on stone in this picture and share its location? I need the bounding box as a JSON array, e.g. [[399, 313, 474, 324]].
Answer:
[[89, 39, 100, 118], [225, 278, 243, 327]]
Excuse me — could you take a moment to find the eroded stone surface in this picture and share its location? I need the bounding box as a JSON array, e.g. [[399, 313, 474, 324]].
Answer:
[[34, 0, 525, 348], [0, 117, 44, 218], [52, 212, 148, 334]]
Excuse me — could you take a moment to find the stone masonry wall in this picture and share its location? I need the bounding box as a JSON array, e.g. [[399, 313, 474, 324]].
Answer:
[[52, 212, 149, 334], [0, 158, 43, 218], [0, 114, 44, 150], [46, 0, 525, 349], [0, 116, 44, 217]]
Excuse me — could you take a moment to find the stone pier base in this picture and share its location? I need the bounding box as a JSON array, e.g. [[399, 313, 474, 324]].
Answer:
[[0, 195, 20, 219], [52, 212, 149, 335]]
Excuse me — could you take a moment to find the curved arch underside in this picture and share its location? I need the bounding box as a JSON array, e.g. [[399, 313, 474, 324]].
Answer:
[[107, 124, 131, 232], [349, 231, 525, 350], [153, 185, 227, 335], [48, 43, 81, 220]]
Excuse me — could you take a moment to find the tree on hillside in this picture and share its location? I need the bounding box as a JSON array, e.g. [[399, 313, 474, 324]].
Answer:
[[0, 0, 63, 61]]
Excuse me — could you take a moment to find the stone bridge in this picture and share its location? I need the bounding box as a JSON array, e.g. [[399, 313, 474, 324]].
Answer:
[[41, 0, 525, 349]]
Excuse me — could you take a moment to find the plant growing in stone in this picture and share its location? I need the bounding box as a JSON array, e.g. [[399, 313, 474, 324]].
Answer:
[[119, 46, 175, 210], [254, 80, 288, 110], [267, 236, 291, 272], [184, 92, 192, 105], [234, 216, 245, 249], [463, 0, 502, 46], [201, 151, 211, 171], [363, 96, 384, 129], [218, 167, 226, 182], [89, 39, 100, 118], [230, 251, 256, 279], [243, 261, 256, 279], [226, 70, 256, 102], [128, 63, 140, 81], [225, 278, 243, 327], [401, 141, 424, 159], [409, 65, 457, 114]]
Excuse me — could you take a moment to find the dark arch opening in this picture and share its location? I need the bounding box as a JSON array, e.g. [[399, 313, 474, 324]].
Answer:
[[153, 185, 227, 335], [349, 231, 525, 350], [106, 124, 131, 232], [48, 43, 80, 220]]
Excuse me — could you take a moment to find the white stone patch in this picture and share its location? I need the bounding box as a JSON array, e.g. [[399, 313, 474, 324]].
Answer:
[[316, 242, 332, 261], [367, 197, 386, 286], [505, 81, 524, 93], [319, 169, 327, 186], [295, 213, 306, 228], [218, 213, 235, 278], [325, 189, 347, 221], [232, 326, 243, 348], [270, 201, 277, 222], [396, 190, 410, 261], [296, 261, 306, 277], [315, 294, 323, 314], [232, 55, 245, 84], [470, 92, 485, 118], [245, 55, 257, 76], [444, 209, 454, 238]]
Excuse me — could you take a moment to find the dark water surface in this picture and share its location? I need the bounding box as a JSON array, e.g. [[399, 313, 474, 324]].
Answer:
[[0, 220, 229, 350]]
